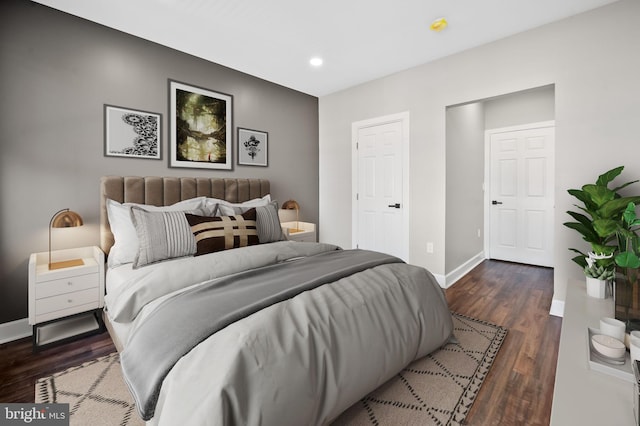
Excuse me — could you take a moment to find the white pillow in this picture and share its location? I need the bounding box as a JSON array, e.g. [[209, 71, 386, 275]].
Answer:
[[106, 197, 207, 268], [213, 194, 271, 216]]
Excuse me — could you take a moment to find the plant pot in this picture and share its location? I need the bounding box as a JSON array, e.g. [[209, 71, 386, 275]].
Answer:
[[614, 267, 640, 332], [586, 277, 608, 298]]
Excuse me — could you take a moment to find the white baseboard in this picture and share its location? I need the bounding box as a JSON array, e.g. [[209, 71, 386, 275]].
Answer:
[[550, 299, 565, 317], [0, 318, 32, 344], [444, 252, 485, 289], [432, 273, 446, 288]]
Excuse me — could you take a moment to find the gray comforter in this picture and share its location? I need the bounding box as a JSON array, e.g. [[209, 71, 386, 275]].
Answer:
[[110, 242, 453, 426], [121, 249, 403, 420]]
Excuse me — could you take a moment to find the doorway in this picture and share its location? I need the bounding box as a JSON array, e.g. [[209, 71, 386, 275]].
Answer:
[[351, 112, 409, 261], [445, 84, 555, 280]]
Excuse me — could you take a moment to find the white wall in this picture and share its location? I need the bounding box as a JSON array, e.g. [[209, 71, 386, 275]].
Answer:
[[318, 0, 640, 308], [445, 102, 485, 274], [484, 85, 555, 130]]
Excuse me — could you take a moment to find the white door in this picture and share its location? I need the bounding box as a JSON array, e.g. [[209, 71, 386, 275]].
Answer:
[[352, 113, 409, 261], [487, 123, 555, 267]]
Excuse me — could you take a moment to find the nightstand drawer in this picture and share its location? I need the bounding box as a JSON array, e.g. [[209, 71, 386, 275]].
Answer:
[[35, 273, 99, 299], [35, 288, 100, 316]]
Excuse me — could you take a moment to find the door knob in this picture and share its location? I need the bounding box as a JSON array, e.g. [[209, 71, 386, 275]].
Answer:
[[388, 203, 401, 208], [491, 200, 503, 205]]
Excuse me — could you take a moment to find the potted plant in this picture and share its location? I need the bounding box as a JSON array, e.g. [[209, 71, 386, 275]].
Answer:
[[564, 166, 640, 296], [584, 253, 615, 298], [613, 202, 640, 330]]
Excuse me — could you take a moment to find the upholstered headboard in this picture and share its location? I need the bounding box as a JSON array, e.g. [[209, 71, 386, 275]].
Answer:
[[100, 176, 271, 255]]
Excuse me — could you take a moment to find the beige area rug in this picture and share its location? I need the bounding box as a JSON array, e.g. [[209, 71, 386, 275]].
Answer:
[[36, 352, 144, 426], [333, 313, 507, 425], [36, 313, 506, 426]]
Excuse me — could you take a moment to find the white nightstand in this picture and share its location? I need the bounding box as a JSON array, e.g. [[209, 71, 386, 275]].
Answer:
[[28, 246, 105, 351], [281, 221, 317, 242]]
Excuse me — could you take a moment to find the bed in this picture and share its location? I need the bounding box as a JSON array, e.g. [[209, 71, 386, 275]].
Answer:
[[100, 175, 454, 426]]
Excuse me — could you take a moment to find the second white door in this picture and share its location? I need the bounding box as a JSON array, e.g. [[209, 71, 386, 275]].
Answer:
[[487, 123, 555, 267]]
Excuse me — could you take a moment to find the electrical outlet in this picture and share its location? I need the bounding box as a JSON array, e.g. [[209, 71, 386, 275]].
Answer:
[[477, 229, 481, 238], [426, 242, 434, 253]]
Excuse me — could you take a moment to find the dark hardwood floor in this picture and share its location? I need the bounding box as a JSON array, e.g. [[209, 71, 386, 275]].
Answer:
[[0, 259, 561, 425], [446, 260, 562, 426], [0, 330, 116, 403]]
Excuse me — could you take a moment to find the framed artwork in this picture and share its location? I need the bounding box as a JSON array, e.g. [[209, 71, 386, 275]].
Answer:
[[237, 127, 268, 167], [104, 105, 161, 159], [169, 80, 233, 170]]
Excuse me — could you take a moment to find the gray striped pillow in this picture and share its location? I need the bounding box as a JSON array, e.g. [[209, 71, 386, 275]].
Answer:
[[130, 207, 196, 268], [224, 201, 285, 243], [255, 202, 285, 243]]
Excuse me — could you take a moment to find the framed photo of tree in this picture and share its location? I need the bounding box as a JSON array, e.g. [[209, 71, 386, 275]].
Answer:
[[169, 80, 233, 170], [237, 127, 268, 167]]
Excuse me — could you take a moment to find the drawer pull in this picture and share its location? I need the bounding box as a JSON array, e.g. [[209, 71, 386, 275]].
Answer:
[[68, 299, 73, 304], [68, 282, 73, 286]]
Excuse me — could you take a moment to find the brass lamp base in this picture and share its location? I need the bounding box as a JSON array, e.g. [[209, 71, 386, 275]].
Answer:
[[49, 258, 84, 270]]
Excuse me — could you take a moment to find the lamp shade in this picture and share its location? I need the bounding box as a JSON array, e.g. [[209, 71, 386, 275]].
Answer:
[[51, 209, 83, 228], [49, 208, 84, 270], [281, 200, 300, 211]]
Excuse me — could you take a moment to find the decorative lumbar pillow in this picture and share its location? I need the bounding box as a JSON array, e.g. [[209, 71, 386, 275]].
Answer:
[[106, 197, 206, 268], [130, 207, 197, 268], [186, 209, 259, 256], [255, 202, 285, 243]]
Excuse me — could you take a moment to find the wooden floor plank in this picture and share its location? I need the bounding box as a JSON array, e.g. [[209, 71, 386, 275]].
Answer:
[[0, 259, 561, 425]]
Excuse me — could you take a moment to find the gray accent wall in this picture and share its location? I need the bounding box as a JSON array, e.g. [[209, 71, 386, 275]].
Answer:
[[0, 0, 319, 324]]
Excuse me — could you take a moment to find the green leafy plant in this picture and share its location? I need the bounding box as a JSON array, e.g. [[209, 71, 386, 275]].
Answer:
[[564, 166, 640, 273], [613, 202, 640, 330], [615, 202, 640, 270]]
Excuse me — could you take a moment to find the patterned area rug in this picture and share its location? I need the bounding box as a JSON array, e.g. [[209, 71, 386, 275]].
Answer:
[[333, 313, 507, 425], [35, 313, 506, 426], [35, 352, 143, 426]]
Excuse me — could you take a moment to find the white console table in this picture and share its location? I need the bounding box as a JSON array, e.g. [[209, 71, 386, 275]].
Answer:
[[551, 279, 634, 425]]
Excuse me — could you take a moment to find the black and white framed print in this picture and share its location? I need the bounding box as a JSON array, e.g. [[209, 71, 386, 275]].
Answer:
[[169, 80, 233, 170], [104, 105, 161, 159], [237, 127, 268, 167]]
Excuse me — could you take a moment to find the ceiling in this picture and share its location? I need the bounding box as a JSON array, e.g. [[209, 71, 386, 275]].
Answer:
[[33, 0, 619, 97]]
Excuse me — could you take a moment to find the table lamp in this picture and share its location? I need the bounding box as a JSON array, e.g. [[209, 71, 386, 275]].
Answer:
[[282, 200, 302, 233], [49, 208, 84, 270]]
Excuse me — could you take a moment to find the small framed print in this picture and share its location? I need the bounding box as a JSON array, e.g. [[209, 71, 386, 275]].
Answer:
[[237, 128, 268, 167], [104, 105, 161, 160], [169, 80, 233, 170]]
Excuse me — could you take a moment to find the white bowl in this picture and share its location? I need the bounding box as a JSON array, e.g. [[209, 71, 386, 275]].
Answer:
[[591, 334, 626, 359], [600, 317, 626, 342]]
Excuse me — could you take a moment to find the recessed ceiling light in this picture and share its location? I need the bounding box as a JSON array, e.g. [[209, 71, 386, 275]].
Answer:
[[310, 57, 323, 67], [430, 17, 448, 32]]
